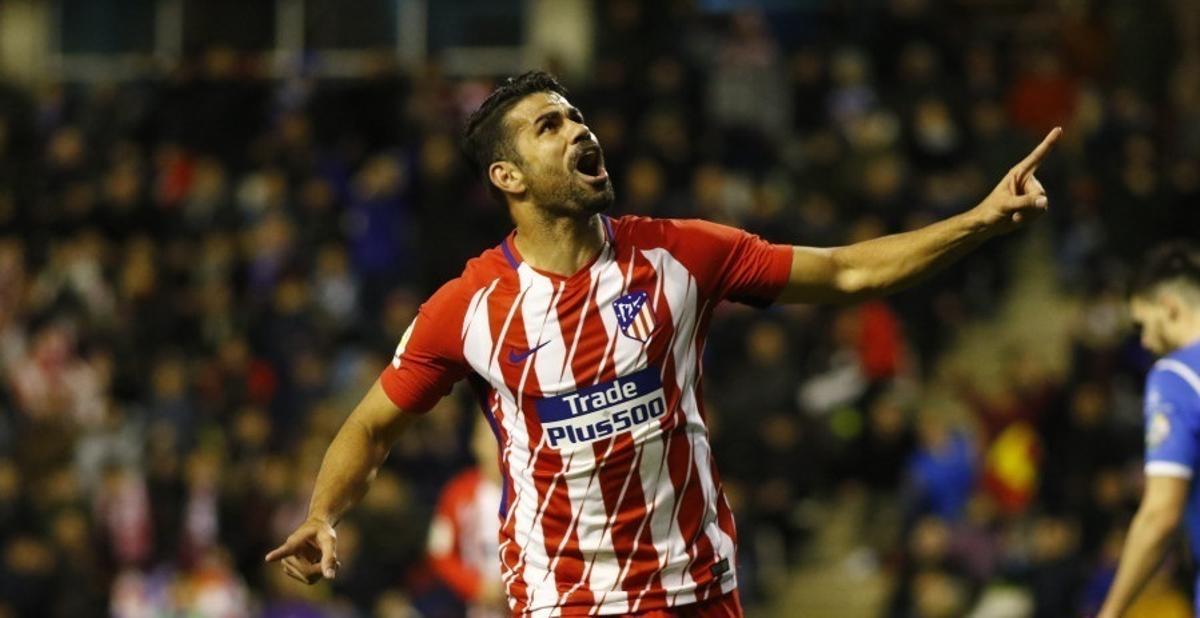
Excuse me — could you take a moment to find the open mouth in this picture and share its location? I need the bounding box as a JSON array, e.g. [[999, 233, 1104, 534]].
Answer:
[[574, 147, 608, 184]]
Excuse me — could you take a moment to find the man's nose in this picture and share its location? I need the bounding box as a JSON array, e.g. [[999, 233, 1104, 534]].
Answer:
[[570, 122, 593, 145]]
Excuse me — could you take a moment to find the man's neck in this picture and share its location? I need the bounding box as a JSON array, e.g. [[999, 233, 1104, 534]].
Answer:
[[512, 211, 605, 277], [1166, 314, 1200, 355], [1177, 327, 1200, 353]]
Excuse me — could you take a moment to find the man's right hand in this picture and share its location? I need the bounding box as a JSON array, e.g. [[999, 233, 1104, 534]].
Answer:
[[971, 126, 1061, 233], [265, 516, 340, 585]]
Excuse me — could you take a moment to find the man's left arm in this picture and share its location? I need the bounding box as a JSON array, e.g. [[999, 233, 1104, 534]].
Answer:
[[1097, 475, 1189, 618], [777, 127, 1061, 305]]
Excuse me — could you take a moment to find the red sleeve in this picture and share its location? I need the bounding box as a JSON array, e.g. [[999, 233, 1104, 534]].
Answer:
[[427, 471, 483, 601], [630, 217, 793, 307], [379, 280, 471, 414]]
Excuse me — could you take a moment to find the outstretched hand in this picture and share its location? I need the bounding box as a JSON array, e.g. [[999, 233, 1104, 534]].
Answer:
[[265, 517, 340, 585], [975, 127, 1062, 233]]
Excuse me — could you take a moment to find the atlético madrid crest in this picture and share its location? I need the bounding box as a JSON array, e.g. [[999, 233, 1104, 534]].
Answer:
[[613, 290, 656, 342]]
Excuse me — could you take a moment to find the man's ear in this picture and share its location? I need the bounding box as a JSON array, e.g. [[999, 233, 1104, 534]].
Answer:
[[488, 161, 525, 196], [1162, 290, 1184, 322]]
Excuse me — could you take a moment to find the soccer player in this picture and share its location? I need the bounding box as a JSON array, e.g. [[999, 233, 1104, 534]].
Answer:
[[266, 71, 1060, 616], [1099, 242, 1200, 618]]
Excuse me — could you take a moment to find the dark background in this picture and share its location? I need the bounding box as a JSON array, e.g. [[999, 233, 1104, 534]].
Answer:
[[0, 0, 1197, 616]]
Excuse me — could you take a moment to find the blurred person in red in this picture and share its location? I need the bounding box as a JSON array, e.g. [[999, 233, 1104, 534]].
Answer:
[[427, 414, 505, 617], [267, 71, 1060, 617]]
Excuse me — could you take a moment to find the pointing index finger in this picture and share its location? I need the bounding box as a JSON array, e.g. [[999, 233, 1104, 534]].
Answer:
[[265, 537, 300, 562], [1014, 126, 1062, 181]]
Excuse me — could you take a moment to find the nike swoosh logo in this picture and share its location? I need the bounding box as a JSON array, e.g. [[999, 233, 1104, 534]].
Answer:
[[508, 340, 550, 364]]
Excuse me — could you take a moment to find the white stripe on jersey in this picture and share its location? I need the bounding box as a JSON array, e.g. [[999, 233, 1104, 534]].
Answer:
[[625, 431, 671, 614], [517, 265, 594, 611], [460, 282, 526, 595], [621, 253, 683, 613], [647, 248, 737, 603], [465, 283, 543, 604], [559, 245, 608, 384], [507, 269, 562, 614], [462, 278, 499, 340], [630, 248, 700, 608], [553, 252, 621, 613], [518, 269, 570, 395], [565, 252, 643, 613], [547, 250, 610, 608], [1157, 359, 1200, 399], [1146, 461, 1194, 478]]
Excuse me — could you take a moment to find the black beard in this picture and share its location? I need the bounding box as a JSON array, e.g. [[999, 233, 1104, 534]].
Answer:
[[527, 169, 615, 218]]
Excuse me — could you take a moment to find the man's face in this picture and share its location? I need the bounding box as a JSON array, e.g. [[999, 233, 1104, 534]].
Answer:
[[1130, 295, 1174, 355], [502, 92, 614, 216]]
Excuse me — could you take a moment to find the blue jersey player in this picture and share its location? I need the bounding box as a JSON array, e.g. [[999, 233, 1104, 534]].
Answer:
[[1100, 241, 1200, 618]]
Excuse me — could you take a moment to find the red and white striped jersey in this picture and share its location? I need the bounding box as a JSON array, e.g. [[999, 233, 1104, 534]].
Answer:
[[381, 215, 792, 616]]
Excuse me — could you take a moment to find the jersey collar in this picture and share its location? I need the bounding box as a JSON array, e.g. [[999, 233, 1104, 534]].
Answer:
[[498, 215, 616, 275]]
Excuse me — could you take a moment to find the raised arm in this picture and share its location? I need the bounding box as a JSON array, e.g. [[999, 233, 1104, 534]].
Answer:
[[264, 378, 419, 584], [777, 127, 1062, 304]]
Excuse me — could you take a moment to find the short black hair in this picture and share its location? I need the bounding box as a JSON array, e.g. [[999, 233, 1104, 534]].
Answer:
[[1130, 240, 1200, 299], [463, 71, 568, 203]]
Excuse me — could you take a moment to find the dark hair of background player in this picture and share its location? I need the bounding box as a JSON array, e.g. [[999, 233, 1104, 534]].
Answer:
[[1130, 240, 1200, 299]]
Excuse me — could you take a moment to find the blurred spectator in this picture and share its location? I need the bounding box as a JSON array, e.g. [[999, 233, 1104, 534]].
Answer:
[[426, 415, 504, 617], [1007, 47, 1079, 137], [907, 409, 977, 522], [1028, 515, 1083, 618], [8, 322, 105, 425]]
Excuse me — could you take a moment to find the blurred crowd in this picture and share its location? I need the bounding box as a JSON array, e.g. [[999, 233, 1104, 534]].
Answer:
[[1, 0, 1199, 616]]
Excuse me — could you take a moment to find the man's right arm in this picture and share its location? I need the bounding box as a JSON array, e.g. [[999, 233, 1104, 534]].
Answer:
[[264, 278, 471, 584], [265, 378, 419, 584]]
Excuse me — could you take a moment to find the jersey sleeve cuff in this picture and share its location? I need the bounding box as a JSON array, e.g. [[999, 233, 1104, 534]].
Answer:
[[379, 367, 433, 414], [740, 243, 795, 308], [766, 243, 795, 300], [1145, 461, 1193, 479]]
